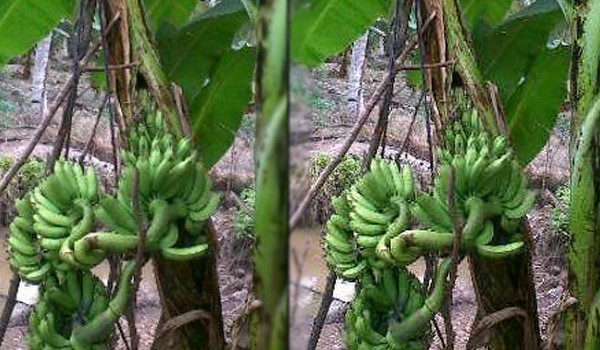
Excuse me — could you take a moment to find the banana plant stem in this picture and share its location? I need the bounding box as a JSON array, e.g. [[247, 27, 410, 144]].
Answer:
[[388, 259, 451, 342], [71, 262, 135, 346]]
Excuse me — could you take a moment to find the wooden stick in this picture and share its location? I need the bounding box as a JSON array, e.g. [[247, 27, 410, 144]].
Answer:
[[83, 62, 139, 72], [78, 94, 109, 164], [0, 273, 20, 348], [397, 60, 455, 70]]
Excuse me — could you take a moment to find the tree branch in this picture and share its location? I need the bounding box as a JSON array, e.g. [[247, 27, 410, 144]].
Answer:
[[0, 273, 20, 348], [289, 12, 436, 231]]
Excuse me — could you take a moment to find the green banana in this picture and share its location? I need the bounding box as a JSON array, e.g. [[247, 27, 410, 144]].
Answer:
[[340, 260, 368, 279], [33, 221, 69, 239], [161, 244, 209, 261], [504, 190, 537, 219], [477, 241, 524, 258]]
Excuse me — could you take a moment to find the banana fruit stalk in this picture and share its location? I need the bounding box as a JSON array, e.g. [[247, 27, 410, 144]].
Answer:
[[70, 262, 136, 350], [387, 259, 451, 346], [387, 219, 524, 261]]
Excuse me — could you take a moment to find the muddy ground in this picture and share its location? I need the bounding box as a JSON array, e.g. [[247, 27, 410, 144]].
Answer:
[[289, 57, 570, 349], [0, 51, 255, 349]]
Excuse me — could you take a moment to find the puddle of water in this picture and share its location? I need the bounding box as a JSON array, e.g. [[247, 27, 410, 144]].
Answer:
[[290, 228, 327, 289]]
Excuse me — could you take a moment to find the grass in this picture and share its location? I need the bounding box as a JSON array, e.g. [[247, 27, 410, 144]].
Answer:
[[551, 184, 570, 237], [237, 114, 255, 144], [234, 187, 255, 239], [0, 156, 44, 222], [291, 66, 334, 128], [310, 153, 361, 223], [0, 99, 16, 128]]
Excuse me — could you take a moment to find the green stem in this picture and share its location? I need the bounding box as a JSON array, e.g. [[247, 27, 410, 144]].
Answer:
[[77, 232, 139, 254], [71, 261, 135, 346], [393, 230, 455, 250], [251, 0, 288, 348], [564, 1, 600, 347], [566, 93, 600, 349], [442, 0, 497, 134], [584, 290, 600, 350], [570, 93, 600, 306], [388, 259, 451, 342], [577, 0, 600, 117], [126, 0, 181, 137]]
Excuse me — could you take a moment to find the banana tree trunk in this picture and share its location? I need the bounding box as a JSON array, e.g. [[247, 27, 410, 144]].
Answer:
[[249, 0, 288, 349], [151, 221, 225, 350], [104, 0, 225, 348], [468, 225, 540, 349], [422, 0, 541, 348], [563, 1, 600, 348]]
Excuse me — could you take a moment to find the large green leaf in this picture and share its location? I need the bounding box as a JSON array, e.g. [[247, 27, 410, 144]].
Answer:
[[0, 0, 75, 65], [459, 0, 513, 29], [505, 46, 569, 164], [291, 0, 390, 66], [189, 49, 255, 168], [143, 0, 198, 32], [473, 0, 563, 100], [157, 0, 254, 168], [472, 0, 566, 164]]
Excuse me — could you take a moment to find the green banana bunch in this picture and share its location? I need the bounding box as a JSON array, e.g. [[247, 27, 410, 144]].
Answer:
[[321, 109, 537, 349], [27, 161, 100, 271], [89, 110, 216, 263], [9, 160, 99, 279], [7, 194, 48, 282], [27, 263, 135, 350], [323, 193, 365, 280], [27, 269, 110, 350], [395, 109, 536, 261], [435, 110, 536, 223], [12, 105, 220, 348], [347, 158, 416, 272], [343, 260, 450, 350]]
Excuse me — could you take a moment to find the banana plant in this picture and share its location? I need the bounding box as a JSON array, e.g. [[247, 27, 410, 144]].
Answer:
[[562, 0, 600, 348], [423, 0, 572, 347], [250, 0, 288, 349]]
